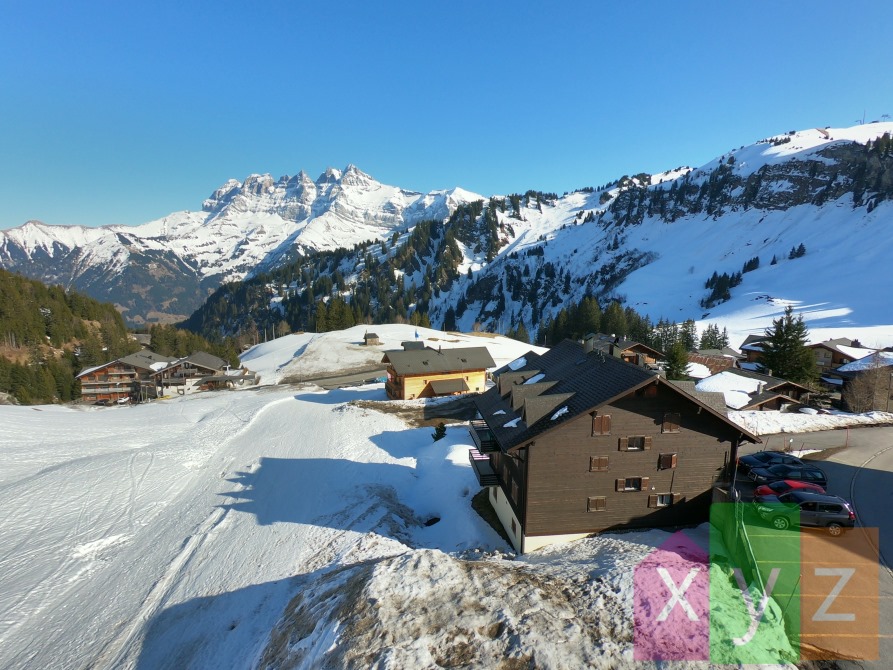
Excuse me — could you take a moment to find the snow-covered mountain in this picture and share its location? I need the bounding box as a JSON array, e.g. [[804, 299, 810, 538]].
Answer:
[[3, 123, 893, 345], [0, 166, 481, 324]]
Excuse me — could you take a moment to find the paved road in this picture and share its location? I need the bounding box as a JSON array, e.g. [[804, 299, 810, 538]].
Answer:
[[737, 426, 893, 667]]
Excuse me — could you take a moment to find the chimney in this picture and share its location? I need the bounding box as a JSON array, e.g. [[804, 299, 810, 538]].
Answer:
[[583, 334, 595, 353]]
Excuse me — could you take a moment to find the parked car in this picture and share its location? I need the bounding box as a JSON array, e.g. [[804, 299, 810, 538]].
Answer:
[[754, 490, 855, 536], [753, 479, 826, 497], [737, 451, 804, 476], [748, 463, 827, 488]]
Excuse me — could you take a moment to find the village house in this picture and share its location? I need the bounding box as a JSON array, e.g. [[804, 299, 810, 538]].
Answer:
[[467, 338, 758, 553], [77, 350, 241, 404], [381, 343, 495, 400], [738, 335, 769, 370], [695, 368, 811, 411], [76, 350, 179, 404], [585, 333, 664, 367], [362, 332, 381, 346], [807, 338, 873, 377]]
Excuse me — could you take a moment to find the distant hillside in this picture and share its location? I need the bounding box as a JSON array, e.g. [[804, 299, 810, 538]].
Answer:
[[179, 124, 893, 348], [0, 268, 141, 403], [3, 123, 893, 348]]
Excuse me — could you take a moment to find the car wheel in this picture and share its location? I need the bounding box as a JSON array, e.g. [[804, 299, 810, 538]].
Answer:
[[827, 523, 843, 537], [771, 516, 790, 531]]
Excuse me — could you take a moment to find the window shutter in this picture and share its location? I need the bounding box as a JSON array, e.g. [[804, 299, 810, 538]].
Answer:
[[603, 415, 611, 434], [590, 456, 608, 472], [659, 453, 678, 470], [615, 478, 625, 492], [588, 496, 606, 512], [648, 495, 658, 508], [644, 436, 653, 450], [662, 412, 681, 433], [672, 493, 684, 504], [641, 476, 650, 489], [618, 437, 628, 451]]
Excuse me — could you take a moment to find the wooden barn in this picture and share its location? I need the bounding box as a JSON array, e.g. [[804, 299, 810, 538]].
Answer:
[[467, 339, 758, 553]]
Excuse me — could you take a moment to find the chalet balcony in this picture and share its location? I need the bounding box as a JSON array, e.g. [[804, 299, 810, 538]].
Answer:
[[468, 448, 498, 487], [469, 419, 498, 453]]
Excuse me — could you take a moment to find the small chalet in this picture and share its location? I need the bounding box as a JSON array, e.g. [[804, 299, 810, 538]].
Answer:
[[155, 351, 230, 394], [695, 368, 811, 411], [77, 350, 178, 404], [363, 332, 381, 346], [381, 344, 496, 400], [738, 335, 769, 370], [467, 340, 758, 553], [585, 333, 664, 367], [807, 338, 872, 375]]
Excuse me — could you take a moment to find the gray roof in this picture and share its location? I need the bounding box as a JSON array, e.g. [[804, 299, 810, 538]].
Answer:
[[473, 339, 758, 452], [182, 351, 228, 372], [429, 378, 469, 394], [117, 350, 179, 371], [668, 380, 729, 417], [382, 346, 496, 375]]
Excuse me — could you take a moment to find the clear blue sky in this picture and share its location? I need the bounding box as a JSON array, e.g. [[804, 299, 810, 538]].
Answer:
[[2, 1, 891, 229]]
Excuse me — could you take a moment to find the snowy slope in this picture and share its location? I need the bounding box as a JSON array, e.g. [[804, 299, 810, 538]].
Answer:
[[0, 327, 814, 669]]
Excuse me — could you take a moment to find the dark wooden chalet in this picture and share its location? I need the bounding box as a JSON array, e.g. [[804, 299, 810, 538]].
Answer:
[[467, 340, 758, 553], [76, 350, 178, 404]]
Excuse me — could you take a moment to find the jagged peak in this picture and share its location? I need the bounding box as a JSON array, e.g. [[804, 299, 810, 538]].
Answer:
[[316, 167, 342, 185]]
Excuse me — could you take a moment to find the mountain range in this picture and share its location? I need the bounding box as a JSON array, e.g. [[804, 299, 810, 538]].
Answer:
[[2, 123, 892, 346]]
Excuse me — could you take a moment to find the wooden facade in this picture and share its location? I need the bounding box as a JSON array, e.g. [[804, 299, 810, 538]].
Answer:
[[469, 340, 757, 553]]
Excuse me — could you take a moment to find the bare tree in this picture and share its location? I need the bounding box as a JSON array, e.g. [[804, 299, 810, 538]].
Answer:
[[842, 354, 892, 412]]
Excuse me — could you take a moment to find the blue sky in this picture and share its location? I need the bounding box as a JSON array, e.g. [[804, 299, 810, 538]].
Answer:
[[1, 1, 891, 229]]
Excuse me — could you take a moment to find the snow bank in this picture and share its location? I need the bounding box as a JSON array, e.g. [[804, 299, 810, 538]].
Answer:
[[729, 409, 893, 435]]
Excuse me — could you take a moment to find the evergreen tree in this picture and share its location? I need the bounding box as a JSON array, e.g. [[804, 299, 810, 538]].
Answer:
[[665, 341, 690, 380], [759, 306, 817, 385]]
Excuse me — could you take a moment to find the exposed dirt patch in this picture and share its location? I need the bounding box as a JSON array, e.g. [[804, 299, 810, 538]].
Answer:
[[350, 395, 479, 428], [801, 446, 849, 461]]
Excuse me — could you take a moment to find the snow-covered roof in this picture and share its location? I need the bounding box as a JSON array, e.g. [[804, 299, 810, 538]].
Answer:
[[695, 370, 766, 409], [836, 350, 893, 373]]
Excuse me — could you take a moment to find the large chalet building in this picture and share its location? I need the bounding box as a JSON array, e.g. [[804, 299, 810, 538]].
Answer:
[[467, 337, 758, 553]]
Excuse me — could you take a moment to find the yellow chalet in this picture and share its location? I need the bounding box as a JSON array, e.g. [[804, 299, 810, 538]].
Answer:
[[381, 343, 496, 400]]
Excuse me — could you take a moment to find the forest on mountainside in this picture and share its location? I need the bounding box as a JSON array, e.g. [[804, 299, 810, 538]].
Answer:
[[0, 269, 239, 404]]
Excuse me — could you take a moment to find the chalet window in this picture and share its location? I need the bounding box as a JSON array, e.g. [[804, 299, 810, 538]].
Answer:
[[587, 496, 607, 512], [616, 476, 649, 492], [662, 412, 681, 433], [648, 493, 675, 508], [591, 413, 611, 436], [636, 385, 658, 398], [511, 480, 519, 503], [502, 463, 510, 485], [589, 456, 609, 472], [511, 518, 517, 533], [619, 436, 652, 451], [658, 453, 678, 470]]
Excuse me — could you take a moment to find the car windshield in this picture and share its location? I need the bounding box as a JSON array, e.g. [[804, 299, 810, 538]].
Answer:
[[765, 464, 793, 474], [769, 481, 787, 491]]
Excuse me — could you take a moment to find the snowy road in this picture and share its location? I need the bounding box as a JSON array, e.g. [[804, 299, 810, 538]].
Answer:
[[0, 385, 502, 669]]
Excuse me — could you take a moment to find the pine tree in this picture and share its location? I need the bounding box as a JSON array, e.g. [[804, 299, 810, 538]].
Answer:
[[665, 341, 689, 380], [759, 306, 817, 385]]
